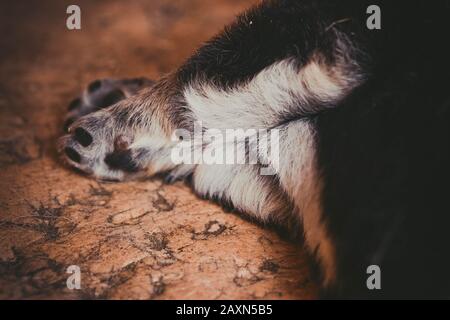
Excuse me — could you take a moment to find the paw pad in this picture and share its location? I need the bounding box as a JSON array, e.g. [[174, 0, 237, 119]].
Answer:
[[74, 127, 93, 147], [64, 147, 81, 163], [87, 80, 102, 93], [104, 150, 139, 172], [68, 98, 82, 111], [97, 89, 125, 108], [59, 77, 156, 179]]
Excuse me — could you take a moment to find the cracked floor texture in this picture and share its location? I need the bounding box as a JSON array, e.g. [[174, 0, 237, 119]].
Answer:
[[0, 0, 318, 299]]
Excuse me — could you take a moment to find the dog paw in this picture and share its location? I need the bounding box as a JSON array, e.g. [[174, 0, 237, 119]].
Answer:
[[58, 77, 196, 182], [63, 77, 154, 132], [58, 80, 190, 182]]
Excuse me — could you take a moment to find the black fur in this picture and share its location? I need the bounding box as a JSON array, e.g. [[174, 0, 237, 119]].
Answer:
[[315, 2, 450, 298], [178, 0, 375, 88]]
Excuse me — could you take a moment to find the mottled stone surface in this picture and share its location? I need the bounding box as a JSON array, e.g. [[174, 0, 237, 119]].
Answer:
[[0, 0, 318, 299]]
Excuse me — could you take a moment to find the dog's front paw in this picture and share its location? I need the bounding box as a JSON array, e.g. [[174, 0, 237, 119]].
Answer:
[[58, 100, 181, 182], [58, 76, 194, 182]]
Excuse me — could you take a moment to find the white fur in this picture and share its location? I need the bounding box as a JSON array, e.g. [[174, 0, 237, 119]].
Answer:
[[193, 164, 287, 222], [183, 57, 354, 130]]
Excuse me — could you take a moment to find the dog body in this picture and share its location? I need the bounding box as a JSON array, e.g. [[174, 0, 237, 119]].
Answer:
[[59, 0, 450, 298]]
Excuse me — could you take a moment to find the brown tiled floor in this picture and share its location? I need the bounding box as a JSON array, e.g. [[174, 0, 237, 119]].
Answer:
[[0, 0, 318, 299]]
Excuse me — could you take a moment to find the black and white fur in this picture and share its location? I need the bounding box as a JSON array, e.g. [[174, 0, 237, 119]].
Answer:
[[58, 0, 450, 298]]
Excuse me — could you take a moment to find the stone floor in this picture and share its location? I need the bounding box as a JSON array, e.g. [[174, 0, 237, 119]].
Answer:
[[0, 0, 318, 299]]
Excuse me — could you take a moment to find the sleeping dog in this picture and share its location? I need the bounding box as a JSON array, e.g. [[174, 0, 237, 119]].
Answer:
[[58, 0, 450, 298]]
